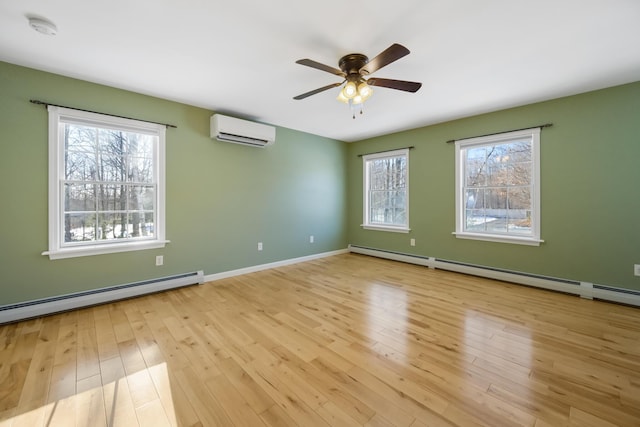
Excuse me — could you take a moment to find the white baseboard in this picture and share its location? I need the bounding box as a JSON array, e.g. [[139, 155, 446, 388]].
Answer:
[[348, 245, 640, 307], [0, 271, 204, 324], [203, 248, 349, 282]]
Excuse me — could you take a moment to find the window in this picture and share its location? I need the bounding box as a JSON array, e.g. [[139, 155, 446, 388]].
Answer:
[[455, 128, 541, 245], [362, 148, 409, 232], [44, 106, 167, 259]]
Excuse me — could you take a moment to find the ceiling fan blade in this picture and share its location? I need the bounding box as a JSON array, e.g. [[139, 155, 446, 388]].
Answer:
[[360, 43, 410, 75], [296, 59, 346, 77], [293, 82, 343, 100], [367, 78, 422, 93]]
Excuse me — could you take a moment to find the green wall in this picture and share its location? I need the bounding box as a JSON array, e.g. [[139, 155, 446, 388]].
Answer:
[[0, 61, 348, 305], [347, 81, 640, 290], [1, 59, 638, 306]]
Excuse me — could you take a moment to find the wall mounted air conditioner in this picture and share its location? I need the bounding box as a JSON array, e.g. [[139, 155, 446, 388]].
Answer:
[[210, 114, 276, 148]]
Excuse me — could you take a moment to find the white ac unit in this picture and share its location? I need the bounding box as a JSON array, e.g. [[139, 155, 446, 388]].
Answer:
[[210, 114, 276, 148]]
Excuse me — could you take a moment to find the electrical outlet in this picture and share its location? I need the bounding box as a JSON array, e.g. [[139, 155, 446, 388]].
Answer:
[[410, 238, 416, 247], [257, 242, 263, 251], [635, 264, 640, 276], [155, 255, 163, 266], [310, 235, 314, 243]]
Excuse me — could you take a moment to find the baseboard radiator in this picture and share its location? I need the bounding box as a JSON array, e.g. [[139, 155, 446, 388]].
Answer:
[[348, 245, 640, 307], [0, 271, 204, 324]]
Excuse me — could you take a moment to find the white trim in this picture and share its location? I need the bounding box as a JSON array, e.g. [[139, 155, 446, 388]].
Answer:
[[361, 225, 411, 233], [42, 240, 170, 259], [452, 232, 543, 246], [0, 271, 204, 324], [348, 245, 640, 307], [203, 249, 349, 282], [454, 127, 541, 245], [45, 106, 167, 259], [362, 148, 410, 232]]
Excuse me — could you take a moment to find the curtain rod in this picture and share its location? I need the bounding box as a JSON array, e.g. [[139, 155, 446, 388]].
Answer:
[[445, 123, 552, 144], [357, 146, 414, 157], [30, 100, 177, 128]]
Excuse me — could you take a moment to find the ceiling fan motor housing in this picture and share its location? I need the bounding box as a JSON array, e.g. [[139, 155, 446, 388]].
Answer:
[[339, 54, 369, 79]]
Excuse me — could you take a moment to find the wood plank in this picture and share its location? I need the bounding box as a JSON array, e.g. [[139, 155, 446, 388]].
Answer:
[[204, 373, 267, 427]]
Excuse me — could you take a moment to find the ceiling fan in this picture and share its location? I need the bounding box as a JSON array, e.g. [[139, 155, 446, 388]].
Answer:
[[293, 43, 422, 118]]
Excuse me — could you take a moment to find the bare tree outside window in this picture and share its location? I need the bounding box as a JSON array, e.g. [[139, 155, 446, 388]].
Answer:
[[363, 149, 409, 230], [463, 140, 532, 235], [455, 127, 541, 245], [63, 123, 156, 244]]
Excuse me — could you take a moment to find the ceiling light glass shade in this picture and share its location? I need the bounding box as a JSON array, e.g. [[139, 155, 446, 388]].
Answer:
[[343, 81, 357, 99], [352, 95, 363, 105], [336, 90, 349, 104], [357, 82, 373, 100]]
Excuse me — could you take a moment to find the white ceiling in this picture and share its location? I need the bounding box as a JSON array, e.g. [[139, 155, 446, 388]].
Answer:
[[1, 0, 639, 142]]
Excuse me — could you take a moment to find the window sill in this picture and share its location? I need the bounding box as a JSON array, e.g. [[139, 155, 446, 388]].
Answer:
[[43, 240, 170, 260], [453, 232, 542, 246], [362, 224, 411, 234]]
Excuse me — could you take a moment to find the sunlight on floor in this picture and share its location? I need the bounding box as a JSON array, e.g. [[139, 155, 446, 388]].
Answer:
[[2, 362, 177, 427]]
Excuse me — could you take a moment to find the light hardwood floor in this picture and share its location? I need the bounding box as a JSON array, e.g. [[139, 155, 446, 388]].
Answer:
[[1, 253, 639, 426]]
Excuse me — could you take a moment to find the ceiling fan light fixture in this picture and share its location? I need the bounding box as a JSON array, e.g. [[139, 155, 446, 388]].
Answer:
[[357, 82, 373, 101], [336, 90, 349, 104], [343, 81, 357, 99]]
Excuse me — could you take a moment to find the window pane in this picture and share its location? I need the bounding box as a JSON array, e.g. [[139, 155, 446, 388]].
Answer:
[[487, 164, 508, 186], [369, 190, 406, 224], [465, 188, 484, 209], [65, 124, 96, 153], [98, 212, 130, 240], [128, 185, 155, 210], [128, 157, 154, 183], [65, 183, 95, 212], [465, 209, 486, 231], [369, 158, 407, 191], [486, 188, 507, 209], [465, 146, 487, 187], [486, 217, 508, 233], [96, 185, 126, 211], [64, 213, 96, 242], [508, 162, 531, 186], [508, 140, 531, 162], [508, 187, 530, 210], [507, 210, 532, 235]]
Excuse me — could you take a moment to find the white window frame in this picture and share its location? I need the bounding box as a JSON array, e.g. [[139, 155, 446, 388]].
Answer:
[[43, 106, 168, 259], [362, 148, 410, 233], [454, 128, 542, 246]]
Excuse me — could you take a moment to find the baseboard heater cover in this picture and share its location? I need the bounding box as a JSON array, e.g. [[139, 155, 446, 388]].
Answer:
[[0, 271, 204, 324], [348, 244, 640, 307]]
